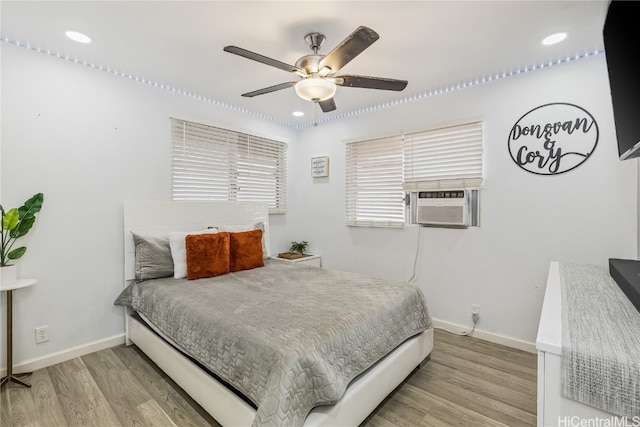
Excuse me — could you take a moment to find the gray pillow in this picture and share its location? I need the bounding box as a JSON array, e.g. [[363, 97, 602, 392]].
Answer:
[[132, 232, 174, 281]]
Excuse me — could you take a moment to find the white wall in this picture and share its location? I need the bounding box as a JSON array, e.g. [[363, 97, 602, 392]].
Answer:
[[1, 42, 636, 371], [288, 54, 637, 346], [0, 44, 296, 369]]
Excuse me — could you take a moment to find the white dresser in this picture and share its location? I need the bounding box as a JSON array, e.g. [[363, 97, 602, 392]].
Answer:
[[536, 262, 629, 426]]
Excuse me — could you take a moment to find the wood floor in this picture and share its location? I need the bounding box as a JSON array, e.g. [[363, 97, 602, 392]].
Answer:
[[1, 328, 537, 426]]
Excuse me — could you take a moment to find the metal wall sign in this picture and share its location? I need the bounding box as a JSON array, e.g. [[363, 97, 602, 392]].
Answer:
[[508, 103, 598, 175]]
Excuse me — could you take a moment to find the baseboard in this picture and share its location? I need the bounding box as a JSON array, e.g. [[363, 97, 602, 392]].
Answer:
[[1, 334, 125, 376], [1, 323, 535, 377], [432, 318, 537, 353]]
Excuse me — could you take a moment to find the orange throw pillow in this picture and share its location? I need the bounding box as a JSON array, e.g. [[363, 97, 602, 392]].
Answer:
[[229, 229, 264, 272], [185, 232, 230, 280]]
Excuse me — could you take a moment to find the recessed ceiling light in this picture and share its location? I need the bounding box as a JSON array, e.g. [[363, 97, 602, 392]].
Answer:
[[292, 111, 304, 117], [65, 30, 92, 44], [542, 32, 567, 46]]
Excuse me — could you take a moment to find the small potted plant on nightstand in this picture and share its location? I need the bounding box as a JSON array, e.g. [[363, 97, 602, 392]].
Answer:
[[278, 241, 309, 260], [1, 193, 44, 284]]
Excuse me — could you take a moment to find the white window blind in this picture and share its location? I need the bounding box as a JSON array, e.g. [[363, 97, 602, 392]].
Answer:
[[345, 135, 405, 228], [403, 121, 483, 191], [171, 118, 287, 214]]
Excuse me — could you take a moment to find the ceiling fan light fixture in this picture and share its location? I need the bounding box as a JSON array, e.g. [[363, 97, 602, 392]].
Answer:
[[295, 77, 337, 102]]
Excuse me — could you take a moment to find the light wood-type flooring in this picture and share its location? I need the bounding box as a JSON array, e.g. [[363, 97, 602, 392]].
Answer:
[[1, 328, 537, 426]]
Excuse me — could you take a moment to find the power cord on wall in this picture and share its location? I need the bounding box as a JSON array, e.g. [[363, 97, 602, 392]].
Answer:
[[408, 224, 421, 282], [406, 215, 479, 337], [437, 313, 479, 337]]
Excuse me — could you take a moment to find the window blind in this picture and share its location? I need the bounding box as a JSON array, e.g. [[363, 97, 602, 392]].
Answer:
[[345, 135, 405, 228], [403, 121, 483, 191], [171, 118, 287, 214]]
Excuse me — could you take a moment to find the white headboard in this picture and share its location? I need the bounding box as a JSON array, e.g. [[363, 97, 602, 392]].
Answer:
[[124, 200, 270, 282]]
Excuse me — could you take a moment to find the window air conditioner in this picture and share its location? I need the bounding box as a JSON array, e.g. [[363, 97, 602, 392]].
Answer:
[[416, 190, 469, 227]]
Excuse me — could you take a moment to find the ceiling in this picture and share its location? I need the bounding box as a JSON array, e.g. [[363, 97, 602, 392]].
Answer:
[[1, 1, 610, 128]]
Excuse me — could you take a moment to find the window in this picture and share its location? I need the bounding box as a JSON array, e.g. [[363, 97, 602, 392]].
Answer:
[[171, 118, 287, 214], [345, 135, 405, 228], [403, 121, 483, 191], [345, 121, 483, 227]]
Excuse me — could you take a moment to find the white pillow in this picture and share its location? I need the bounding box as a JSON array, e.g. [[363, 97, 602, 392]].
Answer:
[[169, 228, 218, 279], [218, 222, 267, 257]]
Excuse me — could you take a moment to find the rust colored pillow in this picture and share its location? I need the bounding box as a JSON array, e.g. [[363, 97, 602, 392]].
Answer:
[[229, 229, 264, 272], [185, 232, 230, 280]]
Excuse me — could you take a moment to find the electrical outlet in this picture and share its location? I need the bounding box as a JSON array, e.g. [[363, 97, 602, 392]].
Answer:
[[471, 304, 480, 315], [471, 304, 480, 323], [35, 326, 49, 344]]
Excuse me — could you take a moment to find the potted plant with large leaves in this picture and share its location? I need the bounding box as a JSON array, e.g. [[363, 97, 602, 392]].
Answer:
[[1, 193, 44, 284]]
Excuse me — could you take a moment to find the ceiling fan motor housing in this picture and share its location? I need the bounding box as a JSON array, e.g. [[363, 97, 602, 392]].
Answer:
[[298, 33, 328, 75], [295, 54, 325, 75]]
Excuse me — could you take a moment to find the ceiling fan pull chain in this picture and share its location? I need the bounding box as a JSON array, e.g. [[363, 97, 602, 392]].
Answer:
[[314, 102, 319, 127]]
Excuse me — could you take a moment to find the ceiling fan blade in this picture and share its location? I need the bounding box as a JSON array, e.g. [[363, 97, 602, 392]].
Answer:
[[224, 46, 305, 75], [241, 82, 297, 97], [319, 26, 379, 73], [336, 75, 408, 91], [318, 98, 336, 112]]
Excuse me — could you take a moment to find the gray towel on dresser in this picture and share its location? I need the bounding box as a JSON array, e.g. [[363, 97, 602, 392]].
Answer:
[[560, 263, 640, 418]]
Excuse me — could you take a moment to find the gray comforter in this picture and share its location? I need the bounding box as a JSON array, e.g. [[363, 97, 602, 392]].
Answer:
[[114, 259, 432, 426]]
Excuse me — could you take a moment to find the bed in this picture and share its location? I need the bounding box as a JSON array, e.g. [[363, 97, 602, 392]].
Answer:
[[115, 200, 433, 427]]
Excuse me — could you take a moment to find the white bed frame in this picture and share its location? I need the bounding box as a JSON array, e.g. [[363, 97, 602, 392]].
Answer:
[[123, 200, 433, 427]]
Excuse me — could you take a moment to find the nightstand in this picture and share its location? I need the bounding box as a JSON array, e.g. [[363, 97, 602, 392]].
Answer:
[[275, 254, 322, 267]]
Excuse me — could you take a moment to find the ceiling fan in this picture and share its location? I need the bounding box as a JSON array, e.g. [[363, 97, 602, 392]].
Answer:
[[223, 26, 408, 113]]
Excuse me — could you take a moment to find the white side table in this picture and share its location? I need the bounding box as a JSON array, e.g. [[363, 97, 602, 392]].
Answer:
[[1, 278, 36, 388], [274, 254, 321, 268]]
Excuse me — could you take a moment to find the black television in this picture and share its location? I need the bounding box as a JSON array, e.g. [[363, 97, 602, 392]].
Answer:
[[603, 0, 640, 161]]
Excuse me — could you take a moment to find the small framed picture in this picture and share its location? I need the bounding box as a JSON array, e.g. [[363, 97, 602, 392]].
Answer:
[[311, 156, 329, 177]]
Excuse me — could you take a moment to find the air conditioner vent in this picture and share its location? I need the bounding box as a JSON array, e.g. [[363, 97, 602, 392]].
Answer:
[[416, 190, 469, 227]]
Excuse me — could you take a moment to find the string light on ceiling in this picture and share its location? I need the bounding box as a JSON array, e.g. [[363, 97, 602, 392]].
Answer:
[[1, 37, 602, 129]]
